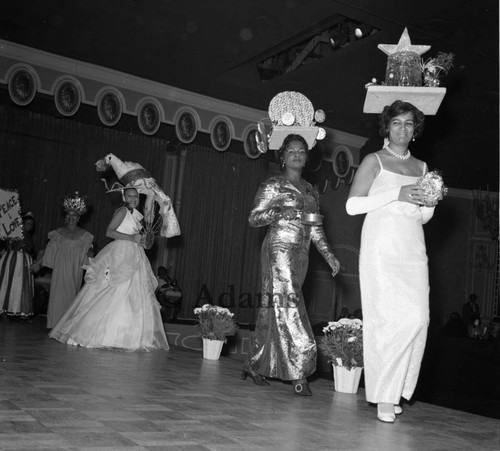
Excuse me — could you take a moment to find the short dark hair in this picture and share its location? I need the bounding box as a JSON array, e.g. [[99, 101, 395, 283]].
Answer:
[[277, 134, 309, 171], [379, 100, 425, 138]]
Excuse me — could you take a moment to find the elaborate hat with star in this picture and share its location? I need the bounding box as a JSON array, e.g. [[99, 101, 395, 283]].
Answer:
[[363, 28, 447, 115]]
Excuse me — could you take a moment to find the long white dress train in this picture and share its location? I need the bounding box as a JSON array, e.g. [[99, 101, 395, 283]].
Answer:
[[49, 209, 169, 351]]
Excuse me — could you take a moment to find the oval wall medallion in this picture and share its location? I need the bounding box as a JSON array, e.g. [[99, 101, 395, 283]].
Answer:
[[8, 67, 37, 106], [97, 89, 123, 126], [54, 79, 81, 116]]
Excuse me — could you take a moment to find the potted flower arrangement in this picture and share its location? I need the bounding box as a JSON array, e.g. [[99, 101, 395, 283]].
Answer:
[[319, 318, 363, 393], [193, 304, 239, 360]]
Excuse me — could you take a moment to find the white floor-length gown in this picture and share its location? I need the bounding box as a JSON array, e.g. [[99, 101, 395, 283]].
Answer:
[[360, 154, 432, 404], [49, 208, 169, 351]]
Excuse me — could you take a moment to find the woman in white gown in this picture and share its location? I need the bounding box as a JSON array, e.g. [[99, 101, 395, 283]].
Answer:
[[49, 187, 169, 351], [346, 100, 442, 423]]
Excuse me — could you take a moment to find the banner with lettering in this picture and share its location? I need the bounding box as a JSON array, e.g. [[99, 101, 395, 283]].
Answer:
[[0, 188, 23, 240]]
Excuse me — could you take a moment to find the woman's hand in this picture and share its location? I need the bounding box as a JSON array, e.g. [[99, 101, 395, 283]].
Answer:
[[399, 184, 426, 205], [280, 206, 299, 220], [331, 258, 340, 277]]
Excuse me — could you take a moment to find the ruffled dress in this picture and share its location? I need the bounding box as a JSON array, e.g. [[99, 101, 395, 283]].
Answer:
[[49, 208, 169, 351]]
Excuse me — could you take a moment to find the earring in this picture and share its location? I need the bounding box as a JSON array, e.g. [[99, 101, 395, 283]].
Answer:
[[412, 137, 415, 142], [280, 159, 285, 171]]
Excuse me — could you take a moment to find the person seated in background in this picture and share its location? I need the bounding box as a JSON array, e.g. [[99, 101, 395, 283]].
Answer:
[[462, 294, 481, 327], [155, 266, 182, 321]]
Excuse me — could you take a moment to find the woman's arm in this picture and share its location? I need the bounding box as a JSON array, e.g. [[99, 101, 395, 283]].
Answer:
[[311, 226, 340, 276], [346, 153, 424, 215], [105, 207, 137, 242], [346, 153, 399, 215], [248, 180, 283, 227]]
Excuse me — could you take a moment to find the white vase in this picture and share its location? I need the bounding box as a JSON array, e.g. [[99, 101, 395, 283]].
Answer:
[[202, 338, 224, 360], [333, 364, 363, 393]]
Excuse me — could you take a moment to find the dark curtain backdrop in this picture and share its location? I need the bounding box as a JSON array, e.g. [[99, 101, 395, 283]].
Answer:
[[175, 145, 270, 324], [0, 105, 175, 255], [0, 105, 272, 325]]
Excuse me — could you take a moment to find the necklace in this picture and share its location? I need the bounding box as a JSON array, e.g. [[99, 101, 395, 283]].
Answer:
[[384, 146, 411, 160]]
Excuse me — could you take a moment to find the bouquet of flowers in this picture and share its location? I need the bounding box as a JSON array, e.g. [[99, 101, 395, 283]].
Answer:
[[193, 304, 239, 341], [416, 170, 448, 205], [319, 318, 363, 371]]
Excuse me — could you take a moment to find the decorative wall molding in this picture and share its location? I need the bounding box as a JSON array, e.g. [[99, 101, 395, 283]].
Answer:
[[0, 38, 369, 158]]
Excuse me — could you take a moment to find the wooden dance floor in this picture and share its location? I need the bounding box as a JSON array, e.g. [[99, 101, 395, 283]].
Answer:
[[0, 317, 498, 451]]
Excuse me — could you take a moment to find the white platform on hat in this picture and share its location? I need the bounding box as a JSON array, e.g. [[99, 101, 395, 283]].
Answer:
[[268, 125, 320, 150], [363, 86, 446, 115]]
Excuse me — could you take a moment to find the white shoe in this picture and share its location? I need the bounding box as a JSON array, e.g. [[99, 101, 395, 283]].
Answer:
[[394, 405, 403, 415], [377, 403, 395, 423]]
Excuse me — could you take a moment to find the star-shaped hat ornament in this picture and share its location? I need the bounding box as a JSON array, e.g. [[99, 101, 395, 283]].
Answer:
[[363, 27, 446, 115], [378, 28, 430, 56]]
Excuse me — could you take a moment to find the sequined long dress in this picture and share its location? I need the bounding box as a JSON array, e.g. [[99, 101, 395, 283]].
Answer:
[[360, 154, 433, 404], [247, 176, 337, 380], [49, 208, 168, 351]]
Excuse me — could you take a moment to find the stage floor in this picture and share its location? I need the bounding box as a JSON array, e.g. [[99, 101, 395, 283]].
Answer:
[[0, 316, 498, 451]]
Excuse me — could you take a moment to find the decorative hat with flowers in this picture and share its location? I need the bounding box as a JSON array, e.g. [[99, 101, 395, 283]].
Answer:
[[193, 304, 239, 341], [319, 318, 363, 371], [363, 28, 454, 115], [62, 191, 88, 215]]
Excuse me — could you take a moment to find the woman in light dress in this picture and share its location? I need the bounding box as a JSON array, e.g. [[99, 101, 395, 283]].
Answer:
[[49, 187, 168, 351], [42, 193, 94, 328], [346, 100, 442, 422]]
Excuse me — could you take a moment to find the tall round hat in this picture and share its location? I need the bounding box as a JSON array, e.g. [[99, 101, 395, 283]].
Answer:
[[255, 91, 327, 153]]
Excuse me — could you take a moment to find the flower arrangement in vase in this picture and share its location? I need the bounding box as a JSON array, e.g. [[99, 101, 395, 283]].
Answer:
[[194, 304, 239, 360], [320, 318, 363, 370], [319, 318, 363, 393], [194, 304, 239, 340]]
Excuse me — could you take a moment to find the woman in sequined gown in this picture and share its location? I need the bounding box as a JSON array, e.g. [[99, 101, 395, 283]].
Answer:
[[243, 134, 340, 396], [49, 187, 168, 351], [346, 100, 440, 423]]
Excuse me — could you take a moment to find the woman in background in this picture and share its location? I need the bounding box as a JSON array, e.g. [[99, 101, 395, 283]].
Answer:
[[42, 192, 94, 329], [49, 187, 168, 351], [243, 134, 340, 396], [0, 212, 36, 319]]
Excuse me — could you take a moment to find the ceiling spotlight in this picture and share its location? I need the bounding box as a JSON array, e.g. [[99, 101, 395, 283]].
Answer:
[[329, 30, 348, 48], [354, 25, 373, 39]]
